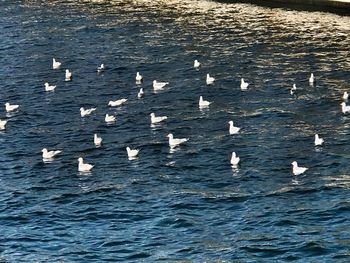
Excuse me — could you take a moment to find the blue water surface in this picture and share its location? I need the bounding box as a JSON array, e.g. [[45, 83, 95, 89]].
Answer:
[[0, 0, 350, 262]]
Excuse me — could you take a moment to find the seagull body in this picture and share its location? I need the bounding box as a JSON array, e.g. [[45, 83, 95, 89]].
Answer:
[[291, 161, 308, 176], [309, 73, 315, 84], [126, 147, 140, 158], [65, 69, 72, 81], [94, 133, 102, 146], [150, 113, 167, 124], [153, 80, 169, 90], [167, 133, 188, 148], [108, 99, 127, 107], [343, 91, 348, 100], [230, 152, 240, 166], [105, 114, 116, 123], [136, 72, 143, 82], [42, 148, 62, 159], [97, 64, 105, 72], [52, 58, 61, 69], [314, 134, 324, 146], [199, 96, 211, 108], [341, 102, 350, 114], [80, 107, 96, 117], [206, 74, 215, 85], [228, 121, 240, 134], [194, 60, 201, 68], [290, 84, 297, 95], [240, 78, 249, 90], [0, 119, 8, 130], [78, 157, 94, 172], [44, 82, 56, 92], [5, 103, 19, 112], [137, 88, 144, 98]]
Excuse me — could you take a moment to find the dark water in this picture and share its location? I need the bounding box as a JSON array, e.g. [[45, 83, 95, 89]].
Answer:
[[1, 0, 350, 261]]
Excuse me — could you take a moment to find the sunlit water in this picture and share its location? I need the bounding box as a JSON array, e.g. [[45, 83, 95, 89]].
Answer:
[[1, 0, 350, 261]]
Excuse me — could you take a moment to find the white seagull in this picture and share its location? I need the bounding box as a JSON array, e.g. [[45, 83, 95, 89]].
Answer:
[[94, 133, 102, 146], [0, 119, 8, 130], [108, 99, 127, 107], [341, 102, 350, 114], [150, 112, 167, 124], [97, 63, 105, 73], [291, 161, 308, 176], [167, 133, 188, 148], [80, 107, 96, 117], [206, 74, 215, 85], [42, 148, 62, 160], [52, 58, 61, 69], [5, 103, 19, 112], [105, 114, 116, 123], [228, 121, 240, 135], [137, 88, 144, 98], [153, 80, 169, 90], [44, 82, 56, 92], [136, 72, 143, 82], [199, 96, 211, 108], [240, 78, 249, 90], [126, 147, 140, 159], [194, 60, 201, 68], [78, 157, 94, 172], [290, 84, 297, 95], [65, 69, 72, 81], [314, 134, 324, 146], [309, 73, 315, 84], [230, 152, 240, 166], [342, 91, 348, 100]]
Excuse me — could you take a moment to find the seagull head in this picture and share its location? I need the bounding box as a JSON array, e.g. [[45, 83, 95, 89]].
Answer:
[[228, 120, 233, 125], [150, 113, 155, 117], [291, 161, 297, 166], [232, 152, 236, 157], [341, 102, 346, 106], [4, 103, 9, 106], [42, 148, 47, 153], [45, 82, 49, 87], [167, 133, 173, 139], [78, 157, 83, 163], [126, 147, 130, 152]]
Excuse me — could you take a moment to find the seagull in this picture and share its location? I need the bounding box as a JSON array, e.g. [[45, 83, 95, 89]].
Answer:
[[94, 133, 102, 146], [290, 84, 297, 95], [230, 152, 240, 166], [42, 148, 62, 160], [153, 80, 169, 90], [136, 72, 143, 83], [343, 91, 348, 100], [309, 73, 315, 84], [97, 64, 105, 73], [199, 96, 211, 108], [150, 112, 167, 124], [105, 114, 116, 123], [194, 60, 201, 68], [228, 121, 240, 134], [291, 161, 308, 176], [314, 134, 324, 146], [126, 147, 140, 159], [44, 82, 56, 92], [5, 103, 19, 112], [80, 107, 96, 117], [206, 74, 215, 85], [0, 119, 8, 130], [78, 157, 94, 172], [137, 88, 144, 98], [167, 133, 188, 148], [108, 99, 127, 107], [65, 69, 72, 81], [52, 58, 61, 69], [240, 78, 249, 90], [341, 102, 350, 114]]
